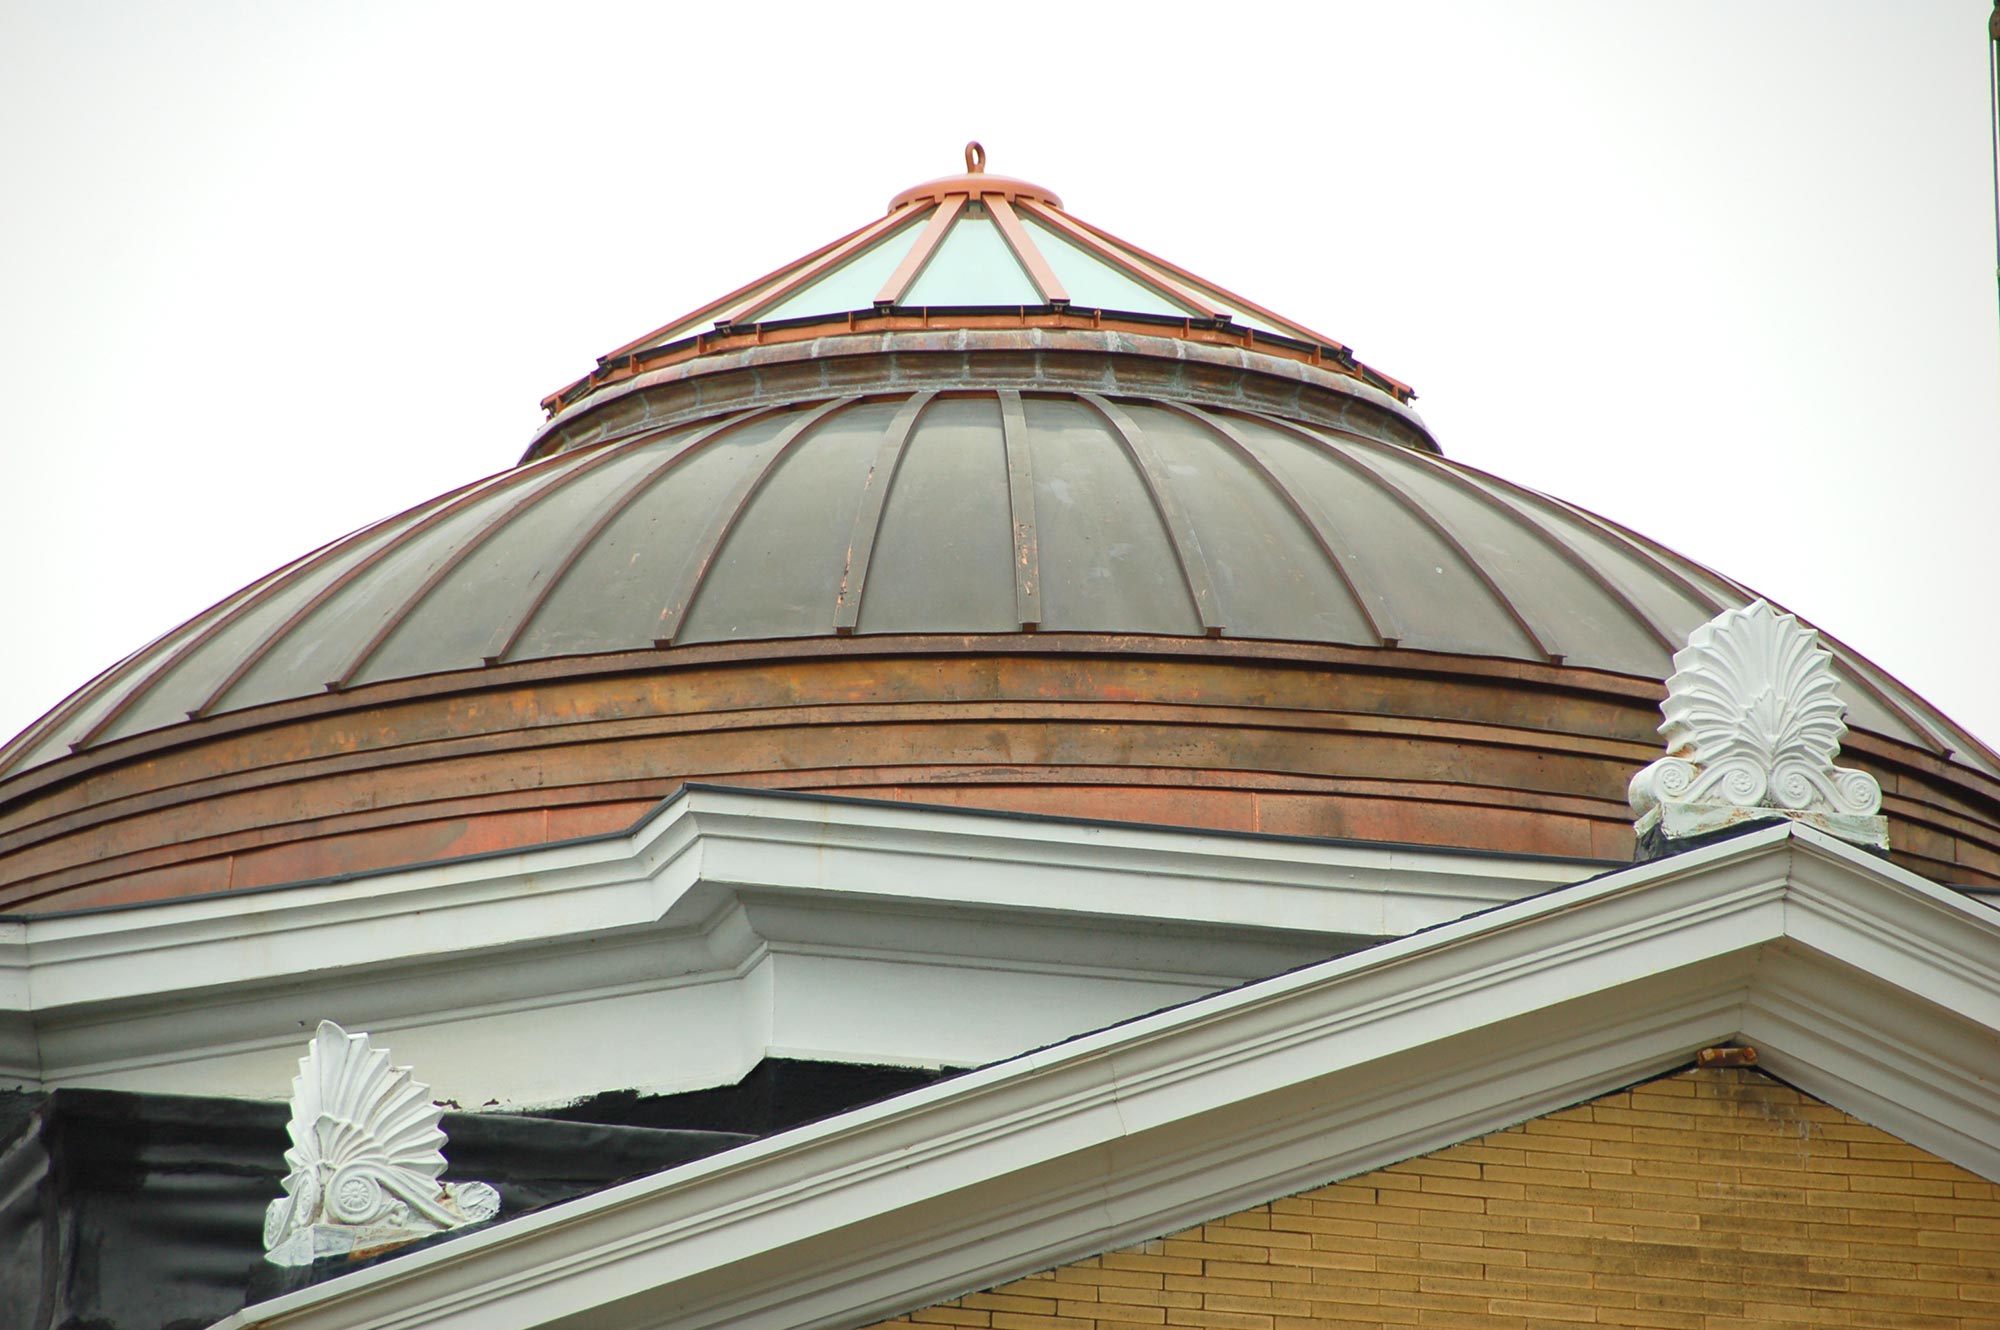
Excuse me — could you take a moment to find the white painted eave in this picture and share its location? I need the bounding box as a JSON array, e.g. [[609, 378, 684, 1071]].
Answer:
[[0, 786, 1590, 1101], [208, 823, 2000, 1330]]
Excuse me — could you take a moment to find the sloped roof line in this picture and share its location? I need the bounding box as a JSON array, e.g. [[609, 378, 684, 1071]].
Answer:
[[545, 153, 1397, 416], [209, 823, 2000, 1330]]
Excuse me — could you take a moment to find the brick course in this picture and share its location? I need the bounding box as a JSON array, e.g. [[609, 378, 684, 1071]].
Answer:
[[868, 1068, 2000, 1330]]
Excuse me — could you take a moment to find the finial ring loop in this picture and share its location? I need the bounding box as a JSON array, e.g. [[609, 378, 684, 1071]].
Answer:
[[964, 141, 986, 174]]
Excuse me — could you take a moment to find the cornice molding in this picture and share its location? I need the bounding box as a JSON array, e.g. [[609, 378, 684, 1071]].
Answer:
[[0, 786, 1586, 1100], [208, 823, 2000, 1330]]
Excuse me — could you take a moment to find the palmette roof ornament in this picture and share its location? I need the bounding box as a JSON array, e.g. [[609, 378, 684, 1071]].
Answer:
[[262, 1021, 499, 1267], [1629, 600, 1887, 853]]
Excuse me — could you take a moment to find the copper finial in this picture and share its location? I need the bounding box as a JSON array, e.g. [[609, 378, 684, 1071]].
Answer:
[[965, 141, 986, 174]]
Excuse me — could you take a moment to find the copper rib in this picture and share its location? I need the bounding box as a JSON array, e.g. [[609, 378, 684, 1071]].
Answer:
[[1016, 200, 1225, 320], [1430, 465, 1965, 760], [6, 617, 218, 769], [598, 210, 903, 362], [997, 389, 1042, 630], [1333, 432, 1682, 656], [985, 196, 1069, 305], [835, 391, 937, 633], [183, 462, 587, 721], [327, 426, 690, 690], [726, 209, 929, 326], [654, 397, 858, 646], [482, 407, 776, 665], [1167, 403, 1401, 647], [59, 465, 531, 755], [874, 198, 963, 306], [1054, 209, 1354, 355], [1258, 417, 1561, 663], [1524, 489, 1961, 758], [1079, 394, 1227, 636]]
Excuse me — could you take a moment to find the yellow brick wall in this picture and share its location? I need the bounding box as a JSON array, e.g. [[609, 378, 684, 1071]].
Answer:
[[869, 1067, 2000, 1330]]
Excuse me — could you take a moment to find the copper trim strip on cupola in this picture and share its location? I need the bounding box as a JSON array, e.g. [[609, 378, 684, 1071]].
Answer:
[[984, 196, 1069, 306], [1166, 402, 1403, 648], [1016, 199, 1226, 321], [835, 391, 937, 633], [724, 209, 930, 328], [481, 407, 778, 666], [1079, 394, 1227, 637], [872, 198, 964, 307], [595, 211, 901, 367], [653, 397, 859, 646], [1052, 208, 1361, 363]]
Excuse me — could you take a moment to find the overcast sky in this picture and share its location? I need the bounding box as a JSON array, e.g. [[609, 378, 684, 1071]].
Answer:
[[3, 2, 1996, 759]]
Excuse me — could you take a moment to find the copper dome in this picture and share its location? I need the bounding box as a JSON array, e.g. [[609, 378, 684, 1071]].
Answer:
[[5, 151, 1999, 910]]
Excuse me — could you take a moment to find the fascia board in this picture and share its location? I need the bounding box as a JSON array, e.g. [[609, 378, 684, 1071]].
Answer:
[[206, 823, 2000, 1330], [1744, 946, 2000, 1178], [5, 788, 1586, 1015], [1778, 827, 2000, 1018]]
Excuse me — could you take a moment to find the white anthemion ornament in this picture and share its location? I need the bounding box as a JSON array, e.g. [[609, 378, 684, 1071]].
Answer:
[[1629, 600, 1886, 851], [263, 1021, 500, 1267]]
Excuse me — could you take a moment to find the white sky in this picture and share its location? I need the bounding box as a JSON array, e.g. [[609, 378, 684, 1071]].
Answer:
[[2, 2, 1997, 758]]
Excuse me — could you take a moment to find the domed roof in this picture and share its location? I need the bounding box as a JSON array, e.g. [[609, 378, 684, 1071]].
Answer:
[[5, 148, 1998, 913], [2, 380, 1986, 779]]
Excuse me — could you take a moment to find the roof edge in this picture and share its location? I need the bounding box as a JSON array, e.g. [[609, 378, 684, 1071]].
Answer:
[[206, 824, 2000, 1330]]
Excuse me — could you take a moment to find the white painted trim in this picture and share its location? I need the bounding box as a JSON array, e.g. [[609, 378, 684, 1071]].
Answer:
[[0, 787, 1589, 1101], [206, 823, 2000, 1330]]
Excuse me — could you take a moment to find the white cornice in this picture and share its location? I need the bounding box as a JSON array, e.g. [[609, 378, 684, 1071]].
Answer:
[[207, 823, 2000, 1330], [0, 786, 1589, 1101]]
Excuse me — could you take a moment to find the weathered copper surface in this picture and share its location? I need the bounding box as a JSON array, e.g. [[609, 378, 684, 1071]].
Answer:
[[2, 640, 1998, 912], [543, 147, 1399, 415], [7, 151, 1998, 920], [4, 384, 1981, 782]]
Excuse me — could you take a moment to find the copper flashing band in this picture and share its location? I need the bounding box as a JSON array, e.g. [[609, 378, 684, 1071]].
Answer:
[[653, 397, 858, 646], [985, 196, 1069, 306], [1170, 402, 1402, 648], [874, 197, 964, 307], [835, 391, 937, 633], [1081, 393, 1227, 637], [997, 389, 1042, 630]]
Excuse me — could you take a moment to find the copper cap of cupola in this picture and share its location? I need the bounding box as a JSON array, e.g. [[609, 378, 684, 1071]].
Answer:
[[5, 148, 2000, 915], [535, 143, 1415, 433]]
